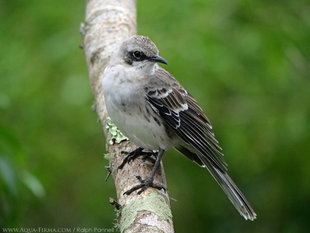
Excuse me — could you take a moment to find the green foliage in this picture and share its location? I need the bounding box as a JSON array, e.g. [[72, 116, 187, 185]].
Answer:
[[0, 0, 309, 232]]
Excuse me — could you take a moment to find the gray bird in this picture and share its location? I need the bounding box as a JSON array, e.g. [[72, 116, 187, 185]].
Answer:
[[102, 35, 257, 220]]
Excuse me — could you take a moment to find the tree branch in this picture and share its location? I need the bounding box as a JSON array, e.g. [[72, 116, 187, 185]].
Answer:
[[81, 0, 174, 232]]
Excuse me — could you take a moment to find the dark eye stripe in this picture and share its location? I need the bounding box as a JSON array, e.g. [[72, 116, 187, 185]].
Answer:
[[130, 51, 146, 61]]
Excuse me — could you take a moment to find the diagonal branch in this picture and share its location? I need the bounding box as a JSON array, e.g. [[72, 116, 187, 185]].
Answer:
[[80, 0, 174, 232]]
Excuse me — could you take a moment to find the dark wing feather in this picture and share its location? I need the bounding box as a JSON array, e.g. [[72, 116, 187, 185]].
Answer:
[[145, 70, 227, 172]]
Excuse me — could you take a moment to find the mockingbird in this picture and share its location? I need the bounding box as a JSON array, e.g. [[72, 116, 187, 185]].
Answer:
[[102, 35, 256, 220]]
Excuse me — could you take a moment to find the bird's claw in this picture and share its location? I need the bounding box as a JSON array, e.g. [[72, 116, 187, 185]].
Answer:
[[123, 176, 166, 195], [118, 148, 158, 170], [117, 147, 144, 170]]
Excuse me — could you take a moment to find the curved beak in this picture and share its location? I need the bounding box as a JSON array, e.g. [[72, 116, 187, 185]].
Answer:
[[150, 55, 168, 65]]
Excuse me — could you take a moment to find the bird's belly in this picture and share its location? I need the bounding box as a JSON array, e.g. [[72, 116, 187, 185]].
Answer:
[[105, 96, 170, 150], [102, 65, 171, 150]]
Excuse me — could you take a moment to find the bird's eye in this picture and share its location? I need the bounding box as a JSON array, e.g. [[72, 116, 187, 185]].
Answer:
[[132, 51, 143, 59]]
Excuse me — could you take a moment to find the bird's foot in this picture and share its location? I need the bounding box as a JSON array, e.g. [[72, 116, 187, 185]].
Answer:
[[118, 147, 158, 170], [123, 176, 166, 195]]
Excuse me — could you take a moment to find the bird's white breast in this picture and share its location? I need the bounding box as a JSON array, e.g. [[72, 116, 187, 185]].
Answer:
[[102, 65, 171, 150]]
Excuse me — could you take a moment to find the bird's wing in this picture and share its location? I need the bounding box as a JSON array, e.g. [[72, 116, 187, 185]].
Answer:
[[145, 68, 257, 221], [145, 68, 227, 172]]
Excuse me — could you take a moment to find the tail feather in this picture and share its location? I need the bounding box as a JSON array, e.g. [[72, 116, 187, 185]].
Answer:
[[206, 162, 257, 220], [178, 145, 257, 220]]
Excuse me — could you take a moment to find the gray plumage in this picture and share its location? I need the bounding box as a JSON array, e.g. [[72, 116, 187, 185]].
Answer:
[[102, 35, 257, 220]]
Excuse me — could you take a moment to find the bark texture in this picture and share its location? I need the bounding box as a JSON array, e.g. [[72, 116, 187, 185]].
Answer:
[[81, 0, 174, 232]]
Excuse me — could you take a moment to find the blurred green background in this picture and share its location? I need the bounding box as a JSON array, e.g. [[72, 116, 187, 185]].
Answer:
[[1, 0, 310, 232]]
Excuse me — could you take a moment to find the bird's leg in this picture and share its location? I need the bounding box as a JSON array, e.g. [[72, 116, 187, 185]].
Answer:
[[124, 149, 166, 195], [140, 151, 157, 164], [117, 147, 157, 170]]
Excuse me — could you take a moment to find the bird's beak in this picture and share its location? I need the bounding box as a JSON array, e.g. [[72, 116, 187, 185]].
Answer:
[[151, 55, 168, 65]]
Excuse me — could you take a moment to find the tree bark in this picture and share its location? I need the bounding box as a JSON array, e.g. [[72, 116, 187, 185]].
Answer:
[[80, 0, 174, 232]]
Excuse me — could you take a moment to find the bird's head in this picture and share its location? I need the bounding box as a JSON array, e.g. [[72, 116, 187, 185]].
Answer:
[[119, 35, 168, 70]]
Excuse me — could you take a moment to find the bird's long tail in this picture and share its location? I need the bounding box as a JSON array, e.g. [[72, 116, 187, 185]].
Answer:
[[204, 160, 257, 220], [177, 146, 257, 220]]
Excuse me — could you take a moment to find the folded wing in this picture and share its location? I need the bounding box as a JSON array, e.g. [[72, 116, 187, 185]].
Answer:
[[144, 68, 256, 220], [145, 70, 227, 172]]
